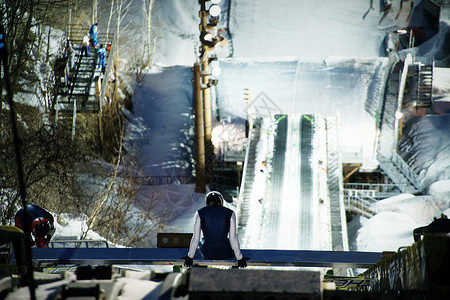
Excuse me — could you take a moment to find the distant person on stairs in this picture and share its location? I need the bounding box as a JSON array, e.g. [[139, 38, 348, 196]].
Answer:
[[182, 191, 249, 268], [89, 23, 99, 48], [97, 44, 107, 74], [82, 33, 90, 56]]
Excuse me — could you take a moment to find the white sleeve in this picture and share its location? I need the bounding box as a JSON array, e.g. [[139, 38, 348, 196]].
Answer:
[[229, 212, 243, 260], [187, 211, 201, 258]]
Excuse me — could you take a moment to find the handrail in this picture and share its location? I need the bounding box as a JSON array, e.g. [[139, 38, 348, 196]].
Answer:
[[344, 182, 400, 192], [343, 189, 378, 217], [391, 152, 424, 192], [98, 35, 115, 111], [344, 189, 377, 200], [67, 47, 84, 103], [378, 155, 419, 194], [53, 40, 75, 112], [33, 248, 383, 268], [49, 239, 109, 248], [135, 175, 193, 185], [236, 117, 260, 221]]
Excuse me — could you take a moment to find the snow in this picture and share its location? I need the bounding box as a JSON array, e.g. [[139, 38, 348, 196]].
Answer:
[[115, 276, 163, 299], [429, 180, 450, 198], [121, 0, 450, 254], [124, 66, 195, 177], [150, 1, 199, 66], [23, 0, 450, 272], [356, 211, 418, 252], [51, 213, 113, 246], [230, 1, 386, 59]]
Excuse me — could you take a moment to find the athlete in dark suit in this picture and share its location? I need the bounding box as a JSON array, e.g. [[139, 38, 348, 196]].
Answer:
[[183, 191, 248, 268]]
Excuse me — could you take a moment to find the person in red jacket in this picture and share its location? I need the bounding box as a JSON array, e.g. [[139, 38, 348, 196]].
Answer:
[[15, 204, 55, 248], [182, 191, 249, 268]]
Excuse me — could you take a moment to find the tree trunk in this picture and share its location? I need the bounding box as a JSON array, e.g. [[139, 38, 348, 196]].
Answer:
[[93, 0, 98, 24], [106, 0, 115, 38], [145, 0, 155, 65]]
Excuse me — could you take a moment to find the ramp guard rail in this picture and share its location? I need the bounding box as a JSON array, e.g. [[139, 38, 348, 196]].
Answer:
[[32, 248, 382, 269]]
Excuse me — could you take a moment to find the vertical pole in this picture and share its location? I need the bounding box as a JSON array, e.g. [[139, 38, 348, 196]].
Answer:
[[237, 161, 242, 190], [55, 98, 59, 126], [199, 1, 208, 29], [68, 8, 72, 39], [72, 98, 77, 141], [193, 63, 206, 192], [202, 59, 212, 143], [199, 0, 214, 183], [202, 57, 214, 183], [98, 108, 104, 154], [244, 88, 253, 138]]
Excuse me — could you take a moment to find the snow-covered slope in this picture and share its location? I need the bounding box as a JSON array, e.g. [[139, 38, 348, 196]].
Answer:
[[126, 0, 450, 252]]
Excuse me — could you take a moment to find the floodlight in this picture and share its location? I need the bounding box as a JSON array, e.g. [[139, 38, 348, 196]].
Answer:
[[209, 5, 221, 17], [204, 33, 213, 41]]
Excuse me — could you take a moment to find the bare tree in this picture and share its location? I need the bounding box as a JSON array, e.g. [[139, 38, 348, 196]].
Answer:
[[144, 0, 155, 66], [92, 0, 98, 24], [0, 101, 93, 224], [105, 0, 115, 38], [0, 0, 165, 248], [81, 118, 124, 239], [114, 0, 133, 53], [80, 123, 168, 247], [0, 0, 90, 223]]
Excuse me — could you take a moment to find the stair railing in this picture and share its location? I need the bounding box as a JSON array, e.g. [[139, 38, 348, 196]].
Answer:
[[391, 152, 425, 193], [97, 34, 115, 112], [343, 189, 378, 218]]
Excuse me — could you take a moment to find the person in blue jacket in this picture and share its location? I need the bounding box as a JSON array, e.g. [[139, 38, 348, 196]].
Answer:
[[15, 204, 55, 248], [89, 23, 99, 48], [182, 191, 249, 268], [97, 44, 107, 73]]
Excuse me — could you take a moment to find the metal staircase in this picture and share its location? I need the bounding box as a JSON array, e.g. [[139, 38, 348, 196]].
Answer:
[[55, 47, 99, 112], [378, 153, 423, 194], [53, 25, 114, 115], [415, 63, 433, 107], [51, 25, 115, 142], [377, 58, 423, 194]]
